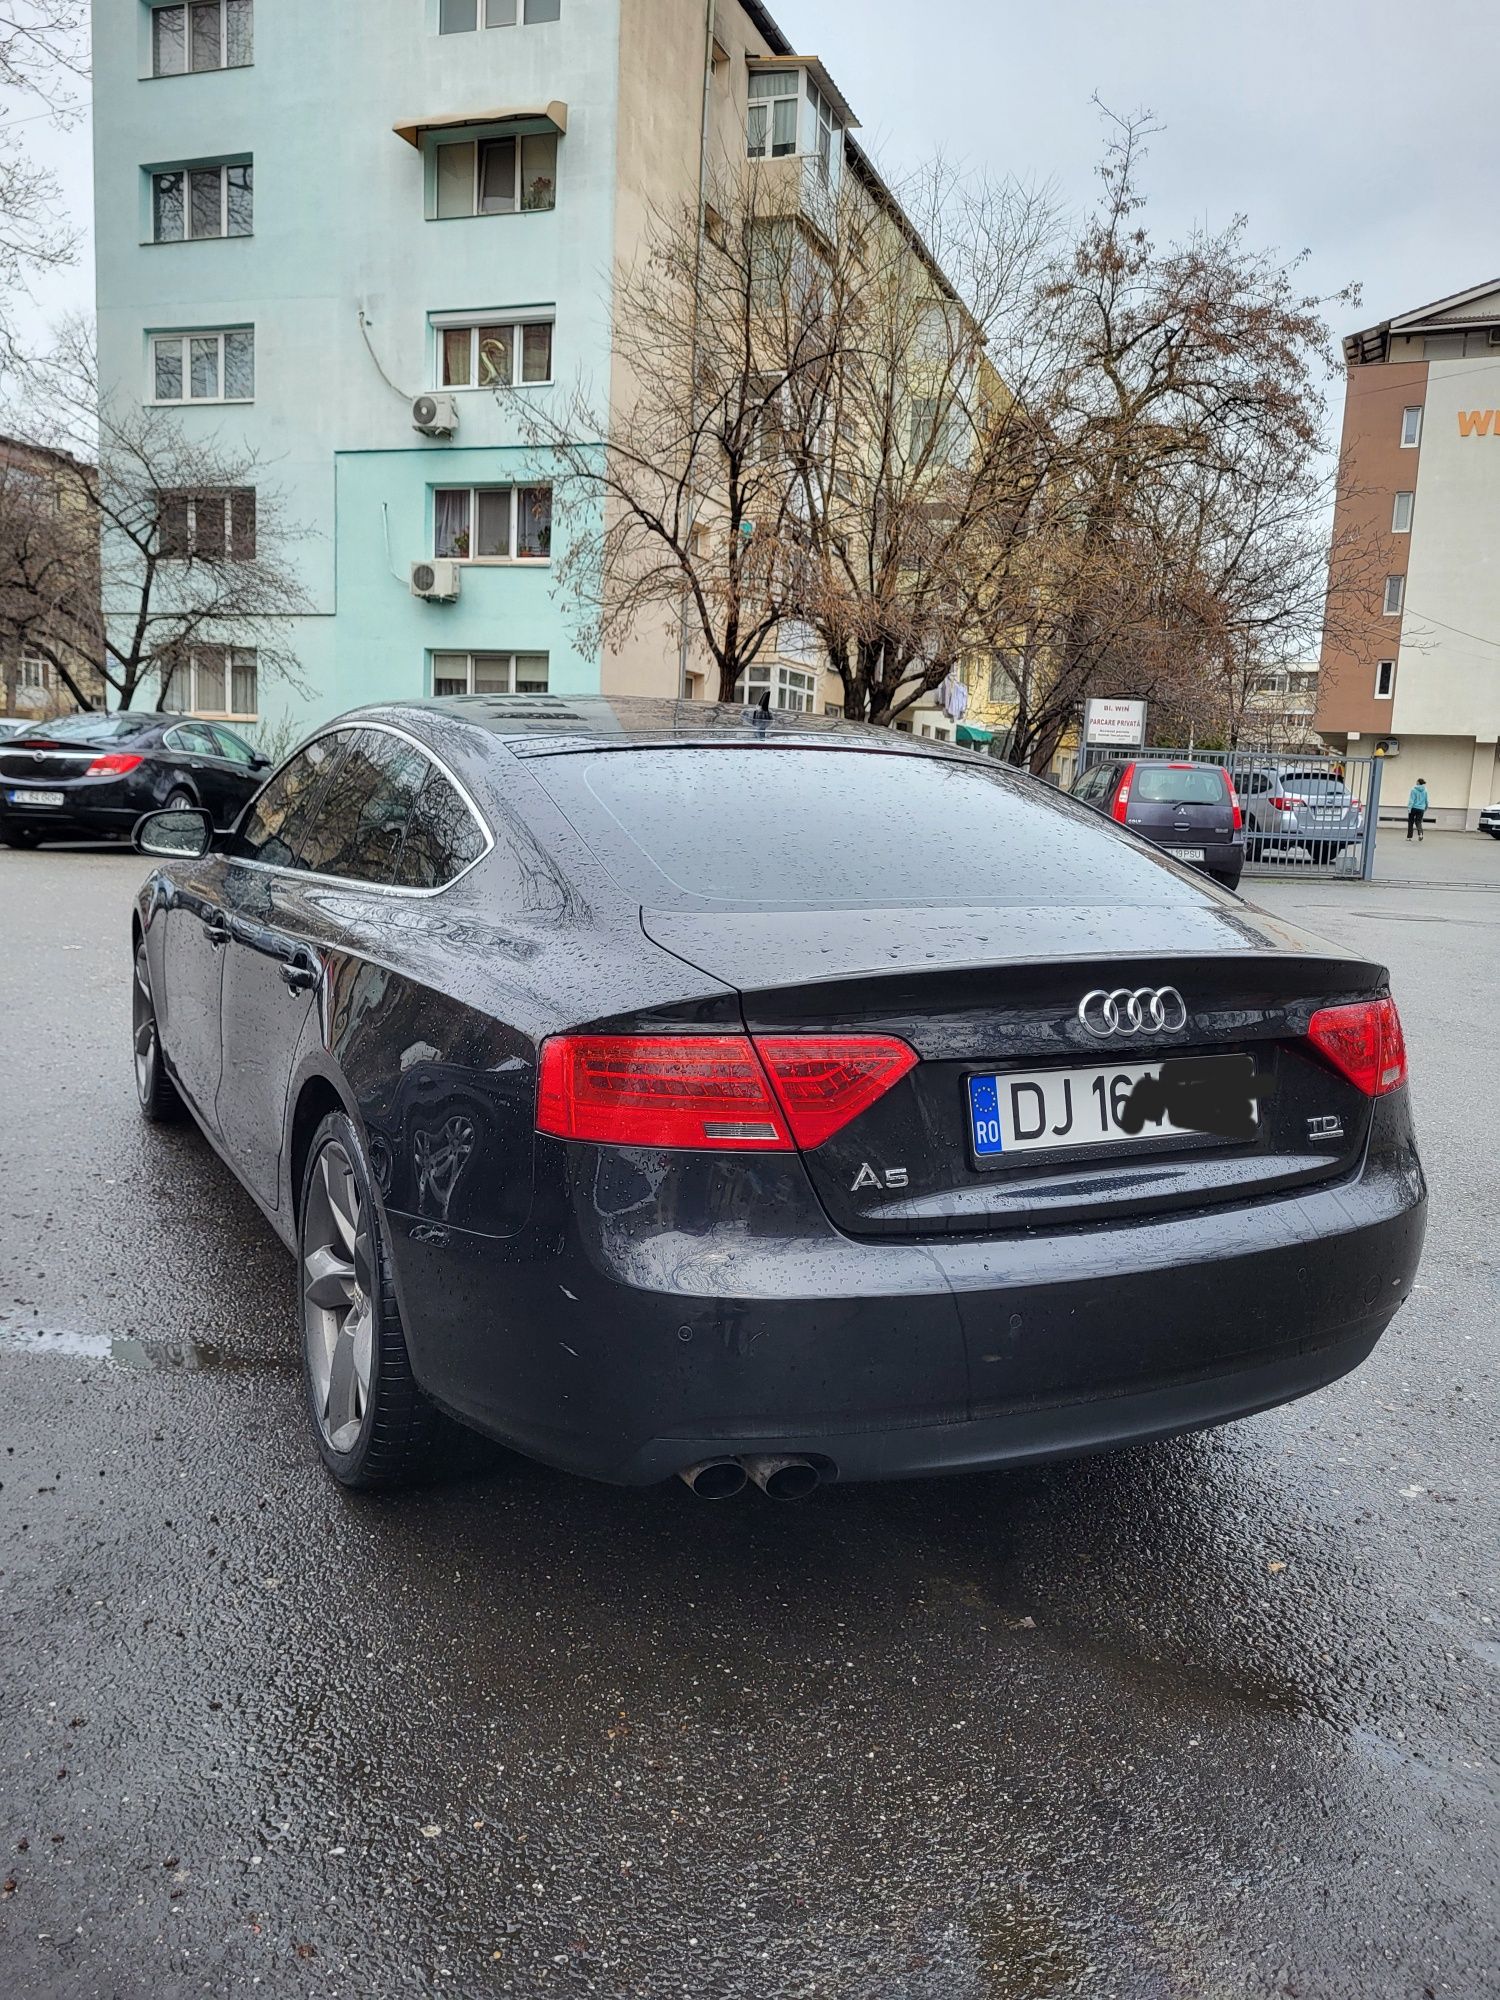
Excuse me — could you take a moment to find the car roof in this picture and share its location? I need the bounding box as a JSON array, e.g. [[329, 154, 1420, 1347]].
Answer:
[[338, 695, 966, 760]]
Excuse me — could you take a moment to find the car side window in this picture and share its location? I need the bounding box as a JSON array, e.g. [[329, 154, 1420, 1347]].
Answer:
[[235, 736, 340, 869], [210, 726, 256, 766], [296, 729, 432, 884], [165, 723, 218, 756], [391, 766, 487, 889]]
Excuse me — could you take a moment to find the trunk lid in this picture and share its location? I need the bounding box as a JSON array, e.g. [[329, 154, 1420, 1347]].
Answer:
[[643, 903, 1384, 1239], [1120, 762, 1235, 848]]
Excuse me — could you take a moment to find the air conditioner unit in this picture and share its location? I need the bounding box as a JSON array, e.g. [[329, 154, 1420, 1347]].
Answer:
[[411, 392, 458, 438], [410, 559, 460, 603], [1376, 737, 1400, 757]]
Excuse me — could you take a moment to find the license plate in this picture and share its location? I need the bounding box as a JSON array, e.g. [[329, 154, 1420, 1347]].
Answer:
[[967, 1055, 1258, 1158], [1171, 847, 1205, 862], [7, 789, 64, 807]]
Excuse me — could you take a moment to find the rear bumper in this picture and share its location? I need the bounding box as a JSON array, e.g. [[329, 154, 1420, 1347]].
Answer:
[[386, 1097, 1426, 1486], [1156, 838, 1241, 877], [0, 792, 139, 839]]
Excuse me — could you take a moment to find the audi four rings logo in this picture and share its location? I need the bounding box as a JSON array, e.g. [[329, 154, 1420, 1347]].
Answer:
[[1077, 986, 1188, 1036]]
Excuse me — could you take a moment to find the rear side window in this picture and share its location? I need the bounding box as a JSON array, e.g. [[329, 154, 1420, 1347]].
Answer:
[[531, 747, 1208, 909], [211, 726, 256, 765], [235, 736, 339, 868], [391, 767, 487, 888], [296, 729, 431, 883], [1281, 772, 1346, 796], [1130, 767, 1228, 806]]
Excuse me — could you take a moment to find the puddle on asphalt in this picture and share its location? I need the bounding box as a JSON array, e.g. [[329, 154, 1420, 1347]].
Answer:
[[0, 1321, 292, 1375]]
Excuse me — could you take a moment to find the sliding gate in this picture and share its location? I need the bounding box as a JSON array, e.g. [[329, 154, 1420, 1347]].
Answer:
[[1074, 747, 1385, 881]]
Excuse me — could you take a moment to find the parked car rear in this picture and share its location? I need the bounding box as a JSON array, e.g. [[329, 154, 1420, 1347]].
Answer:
[[1240, 765, 1365, 863], [0, 711, 270, 848], [1071, 758, 1243, 888]]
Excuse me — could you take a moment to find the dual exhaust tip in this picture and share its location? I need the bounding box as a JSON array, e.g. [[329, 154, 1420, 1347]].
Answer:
[[679, 1455, 826, 1502]]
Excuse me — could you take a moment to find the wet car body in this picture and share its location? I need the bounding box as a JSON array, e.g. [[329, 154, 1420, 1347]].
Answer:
[[1240, 765, 1366, 862], [1070, 758, 1244, 887], [132, 698, 1426, 1489], [0, 711, 268, 847]]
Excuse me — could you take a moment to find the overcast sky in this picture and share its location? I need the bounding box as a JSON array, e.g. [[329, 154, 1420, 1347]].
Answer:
[[5, 0, 1494, 392]]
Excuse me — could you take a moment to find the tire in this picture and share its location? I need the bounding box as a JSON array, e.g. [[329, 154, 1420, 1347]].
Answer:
[[2, 827, 39, 849], [133, 936, 182, 1121], [297, 1110, 442, 1489], [164, 787, 195, 810]]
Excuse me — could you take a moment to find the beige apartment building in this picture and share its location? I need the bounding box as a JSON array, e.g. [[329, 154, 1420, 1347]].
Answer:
[[1317, 280, 1500, 826]]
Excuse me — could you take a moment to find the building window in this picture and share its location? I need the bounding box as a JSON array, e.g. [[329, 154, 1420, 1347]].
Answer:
[[747, 70, 800, 159], [439, 0, 560, 30], [151, 1, 253, 75], [1391, 490, 1414, 533], [747, 67, 842, 185], [18, 653, 48, 691], [1375, 659, 1395, 699], [824, 702, 843, 719], [164, 644, 258, 717], [431, 651, 549, 695], [1400, 406, 1423, 448], [735, 662, 817, 712], [434, 133, 556, 217], [433, 486, 552, 561], [1383, 575, 1405, 617], [436, 318, 553, 388], [159, 487, 256, 559], [151, 328, 254, 402], [151, 161, 252, 241]]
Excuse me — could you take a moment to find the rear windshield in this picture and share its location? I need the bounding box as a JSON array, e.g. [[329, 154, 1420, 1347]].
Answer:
[[1131, 766, 1227, 805], [21, 713, 149, 743], [531, 746, 1208, 910], [1280, 773, 1347, 796]]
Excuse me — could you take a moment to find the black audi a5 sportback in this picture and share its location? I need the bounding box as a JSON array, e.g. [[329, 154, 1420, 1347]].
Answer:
[[1, 710, 269, 848], [130, 698, 1426, 1498]]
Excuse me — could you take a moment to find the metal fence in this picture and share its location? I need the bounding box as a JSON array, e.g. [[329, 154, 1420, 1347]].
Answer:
[[1074, 745, 1385, 881]]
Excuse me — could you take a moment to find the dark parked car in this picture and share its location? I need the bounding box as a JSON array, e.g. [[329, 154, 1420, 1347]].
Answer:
[[0, 710, 269, 849], [129, 698, 1426, 1499], [1070, 757, 1244, 887]]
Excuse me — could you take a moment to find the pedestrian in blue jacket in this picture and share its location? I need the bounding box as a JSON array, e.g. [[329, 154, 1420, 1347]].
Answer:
[[1407, 780, 1429, 841]]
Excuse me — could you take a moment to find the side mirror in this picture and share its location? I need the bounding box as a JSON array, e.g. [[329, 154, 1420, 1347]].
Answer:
[[133, 805, 214, 859], [250, 752, 271, 772]]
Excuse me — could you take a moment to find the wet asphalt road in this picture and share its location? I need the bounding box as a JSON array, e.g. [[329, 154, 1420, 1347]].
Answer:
[[0, 839, 1496, 2000]]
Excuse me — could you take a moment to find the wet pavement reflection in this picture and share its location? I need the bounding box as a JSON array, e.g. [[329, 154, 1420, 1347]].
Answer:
[[0, 847, 1494, 2000]]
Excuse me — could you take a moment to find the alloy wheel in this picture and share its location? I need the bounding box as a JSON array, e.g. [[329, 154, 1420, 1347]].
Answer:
[[133, 942, 157, 1103], [302, 1141, 376, 1453]]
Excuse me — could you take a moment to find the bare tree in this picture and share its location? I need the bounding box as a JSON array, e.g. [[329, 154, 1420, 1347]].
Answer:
[[973, 106, 1359, 769], [0, 2, 87, 365], [516, 167, 841, 701], [1, 321, 315, 710]]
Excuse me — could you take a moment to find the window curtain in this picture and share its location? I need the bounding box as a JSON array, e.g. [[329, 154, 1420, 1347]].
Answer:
[[194, 647, 227, 711], [519, 133, 555, 210], [442, 328, 473, 387], [477, 327, 513, 386], [230, 649, 258, 715], [434, 489, 471, 558]]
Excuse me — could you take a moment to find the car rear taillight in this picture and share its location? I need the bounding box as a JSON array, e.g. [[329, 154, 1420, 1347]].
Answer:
[[755, 1036, 919, 1149], [1306, 998, 1408, 1096], [1111, 762, 1134, 823], [86, 752, 144, 776], [1223, 771, 1243, 831], [536, 1033, 917, 1151]]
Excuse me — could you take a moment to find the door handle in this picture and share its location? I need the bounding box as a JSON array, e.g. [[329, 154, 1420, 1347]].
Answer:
[[201, 915, 231, 947], [279, 952, 319, 993]]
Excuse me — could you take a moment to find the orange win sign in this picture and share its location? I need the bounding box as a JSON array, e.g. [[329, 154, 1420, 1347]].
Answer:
[[1457, 410, 1496, 436]]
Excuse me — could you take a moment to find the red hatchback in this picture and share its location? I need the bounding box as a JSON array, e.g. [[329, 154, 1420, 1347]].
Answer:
[[1072, 759, 1244, 888]]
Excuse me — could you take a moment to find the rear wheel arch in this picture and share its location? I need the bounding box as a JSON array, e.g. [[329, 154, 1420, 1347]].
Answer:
[[289, 1075, 351, 1225]]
